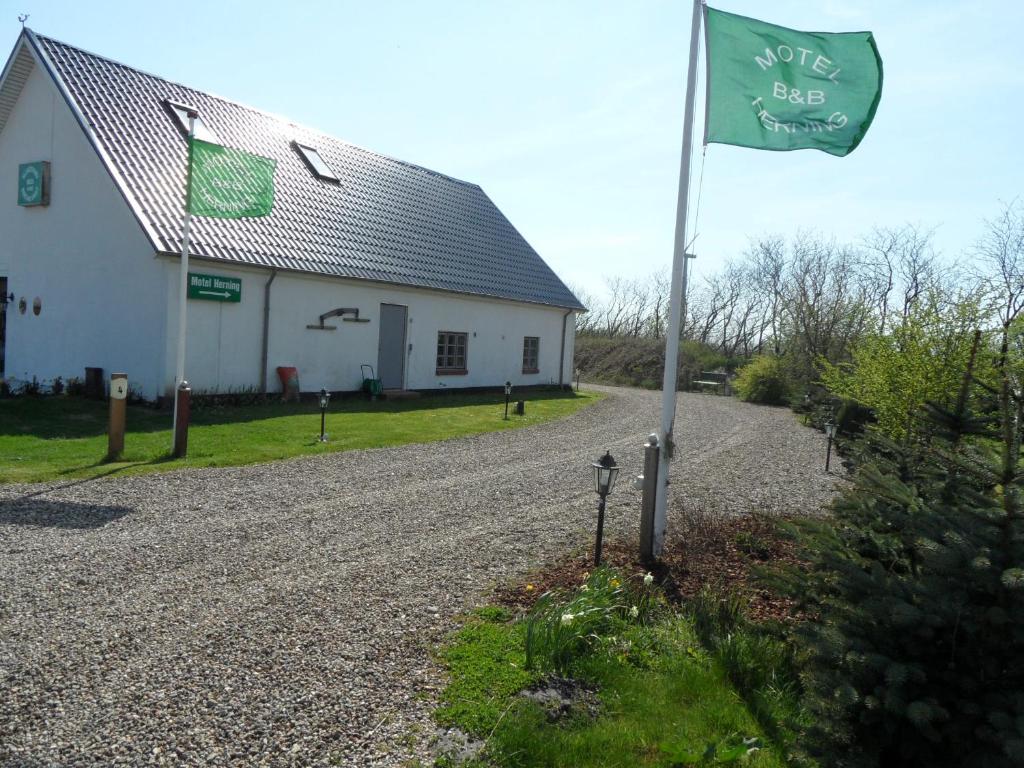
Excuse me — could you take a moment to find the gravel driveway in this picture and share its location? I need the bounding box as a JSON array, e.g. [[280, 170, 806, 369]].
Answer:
[[0, 386, 836, 766]]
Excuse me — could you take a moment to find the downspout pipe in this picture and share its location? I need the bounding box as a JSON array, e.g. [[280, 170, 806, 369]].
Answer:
[[259, 269, 278, 393], [558, 309, 573, 388]]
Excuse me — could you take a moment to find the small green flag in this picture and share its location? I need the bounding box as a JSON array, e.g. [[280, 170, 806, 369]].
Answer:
[[187, 138, 276, 218], [704, 7, 882, 157]]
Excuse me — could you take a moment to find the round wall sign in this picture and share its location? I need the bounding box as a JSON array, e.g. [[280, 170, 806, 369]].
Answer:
[[19, 164, 40, 201]]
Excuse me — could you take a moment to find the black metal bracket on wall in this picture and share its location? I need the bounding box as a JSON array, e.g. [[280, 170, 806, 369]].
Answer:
[[305, 307, 371, 330]]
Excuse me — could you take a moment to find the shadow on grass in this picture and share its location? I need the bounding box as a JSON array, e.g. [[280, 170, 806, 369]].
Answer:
[[54, 454, 179, 480], [0, 498, 133, 529], [0, 389, 585, 440]]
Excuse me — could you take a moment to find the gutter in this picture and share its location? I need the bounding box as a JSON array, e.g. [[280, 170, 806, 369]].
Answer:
[[259, 269, 278, 392], [558, 309, 573, 388]]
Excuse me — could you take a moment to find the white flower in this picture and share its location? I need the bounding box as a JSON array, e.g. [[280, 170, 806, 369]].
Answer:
[[580, 584, 589, 592], [643, 572, 654, 586], [560, 612, 574, 626], [629, 605, 639, 619]]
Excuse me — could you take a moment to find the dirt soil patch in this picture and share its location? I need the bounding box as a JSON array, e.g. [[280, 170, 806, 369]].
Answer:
[[495, 516, 806, 624]]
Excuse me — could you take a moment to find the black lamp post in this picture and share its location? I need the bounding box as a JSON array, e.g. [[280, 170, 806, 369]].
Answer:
[[575, 368, 581, 391], [318, 388, 331, 443], [591, 450, 620, 566], [824, 420, 837, 471], [504, 381, 512, 420]]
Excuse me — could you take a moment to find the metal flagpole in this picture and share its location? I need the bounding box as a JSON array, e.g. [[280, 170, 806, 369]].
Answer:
[[653, 0, 703, 556], [172, 112, 197, 455]]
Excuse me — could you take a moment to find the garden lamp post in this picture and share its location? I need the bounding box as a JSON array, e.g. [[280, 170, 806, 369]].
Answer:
[[592, 451, 620, 566], [318, 388, 331, 443], [575, 368, 581, 391], [825, 420, 837, 471], [504, 381, 512, 420]]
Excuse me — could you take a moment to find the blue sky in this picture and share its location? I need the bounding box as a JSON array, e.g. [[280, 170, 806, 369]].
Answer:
[[3, 1, 1021, 298]]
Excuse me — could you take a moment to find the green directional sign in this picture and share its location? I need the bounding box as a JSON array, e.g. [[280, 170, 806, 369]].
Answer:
[[188, 272, 241, 302], [18, 161, 50, 206]]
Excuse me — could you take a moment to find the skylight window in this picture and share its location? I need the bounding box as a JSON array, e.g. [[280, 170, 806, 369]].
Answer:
[[165, 100, 220, 144], [293, 142, 339, 182]]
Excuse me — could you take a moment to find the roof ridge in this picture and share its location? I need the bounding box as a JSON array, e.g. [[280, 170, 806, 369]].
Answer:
[[31, 30, 482, 190]]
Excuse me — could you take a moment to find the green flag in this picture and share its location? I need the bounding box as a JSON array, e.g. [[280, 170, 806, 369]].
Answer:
[[704, 7, 882, 157], [187, 138, 276, 218]]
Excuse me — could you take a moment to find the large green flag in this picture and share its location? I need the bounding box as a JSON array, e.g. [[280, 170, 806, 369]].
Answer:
[[187, 138, 276, 218], [704, 7, 882, 157]]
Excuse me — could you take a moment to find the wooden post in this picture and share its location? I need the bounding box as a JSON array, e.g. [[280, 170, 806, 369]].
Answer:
[[173, 380, 191, 458], [107, 373, 128, 460], [639, 433, 660, 562]]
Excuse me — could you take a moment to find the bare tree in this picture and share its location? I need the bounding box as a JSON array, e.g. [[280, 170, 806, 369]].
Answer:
[[859, 224, 944, 332], [566, 281, 597, 335], [574, 215, 993, 392], [976, 200, 1024, 330], [749, 236, 787, 354], [648, 270, 671, 340]]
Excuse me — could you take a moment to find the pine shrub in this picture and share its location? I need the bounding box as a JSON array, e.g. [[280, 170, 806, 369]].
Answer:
[[789, 331, 1024, 767]]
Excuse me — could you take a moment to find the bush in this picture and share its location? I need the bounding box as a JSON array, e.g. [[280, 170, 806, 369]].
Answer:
[[820, 295, 984, 441], [834, 397, 875, 436], [190, 386, 271, 410], [786, 333, 1024, 767], [733, 356, 790, 405], [64, 377, 85, 397]]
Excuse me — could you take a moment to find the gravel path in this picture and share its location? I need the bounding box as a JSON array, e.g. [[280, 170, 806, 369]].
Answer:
[[0, 386, 837, 766]]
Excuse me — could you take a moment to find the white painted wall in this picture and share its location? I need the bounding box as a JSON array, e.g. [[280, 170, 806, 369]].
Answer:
[[0, 43, 577, 400], [0, 49, 165, 396], [161, 260, 576, 396]]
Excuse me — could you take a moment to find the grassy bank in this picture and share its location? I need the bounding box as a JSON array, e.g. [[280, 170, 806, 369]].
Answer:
[[574, 335, 742, 391], [0, 389, 601, 484]]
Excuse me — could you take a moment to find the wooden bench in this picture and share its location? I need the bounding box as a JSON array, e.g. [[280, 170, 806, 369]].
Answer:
[[692, 371, 730, 395]]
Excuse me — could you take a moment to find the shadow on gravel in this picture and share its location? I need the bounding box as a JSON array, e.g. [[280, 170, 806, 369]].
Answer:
[[0, 499, 133, 529]]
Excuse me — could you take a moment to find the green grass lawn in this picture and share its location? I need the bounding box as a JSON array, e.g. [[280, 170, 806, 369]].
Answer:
[[0, 389, 601, 484], [435, 571, 799, 768]]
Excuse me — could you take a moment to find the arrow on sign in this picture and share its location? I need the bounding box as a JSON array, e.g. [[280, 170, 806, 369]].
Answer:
[[198, 290, 232, 298]]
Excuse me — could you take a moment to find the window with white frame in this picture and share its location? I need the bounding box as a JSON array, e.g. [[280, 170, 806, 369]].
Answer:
[[436, 331, 468, 374], [522, 336, 539, 373]]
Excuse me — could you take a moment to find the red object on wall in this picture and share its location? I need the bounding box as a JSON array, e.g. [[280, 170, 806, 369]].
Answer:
[[276, 366, 300, 401]]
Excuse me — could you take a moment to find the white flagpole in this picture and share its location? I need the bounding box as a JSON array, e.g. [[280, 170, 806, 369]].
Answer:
[[172, 112, 196, 454], [653, 0, 703, 555]]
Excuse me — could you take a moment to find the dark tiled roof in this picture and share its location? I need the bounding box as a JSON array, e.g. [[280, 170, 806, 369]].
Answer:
[[27, 32, 584, 310]]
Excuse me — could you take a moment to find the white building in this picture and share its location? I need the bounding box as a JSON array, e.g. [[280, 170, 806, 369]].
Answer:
[[0, 30, 583, 400]]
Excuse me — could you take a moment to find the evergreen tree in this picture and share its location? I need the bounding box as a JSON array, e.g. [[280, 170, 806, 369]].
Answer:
[[792, 330, 1024, 767]]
